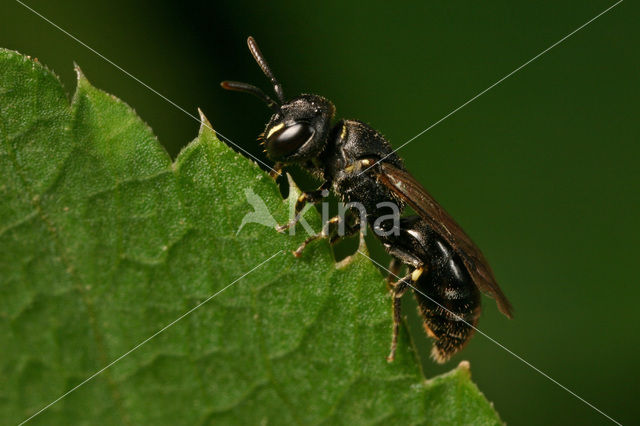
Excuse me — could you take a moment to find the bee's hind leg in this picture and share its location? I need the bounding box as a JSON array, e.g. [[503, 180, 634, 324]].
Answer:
[[387, 272, 411, 362]]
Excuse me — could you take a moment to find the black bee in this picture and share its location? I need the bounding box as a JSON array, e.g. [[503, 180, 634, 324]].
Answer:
[[221, 37, 512, 362]]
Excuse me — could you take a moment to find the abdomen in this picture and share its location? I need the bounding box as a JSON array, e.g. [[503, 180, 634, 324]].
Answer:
[[413, 232, 482, 363]]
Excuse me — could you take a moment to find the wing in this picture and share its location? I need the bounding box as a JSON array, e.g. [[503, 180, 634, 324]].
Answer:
[[377, 162, 513, 318]]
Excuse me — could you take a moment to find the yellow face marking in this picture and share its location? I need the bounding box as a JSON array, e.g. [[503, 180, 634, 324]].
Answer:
[[411, 267, 423, 282], [266, 122, 285, 139], [360, 159, 371, 167], [344, 164, 355, 173]]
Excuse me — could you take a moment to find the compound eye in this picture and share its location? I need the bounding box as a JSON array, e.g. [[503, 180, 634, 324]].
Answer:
[[266, 122, 315, 158]]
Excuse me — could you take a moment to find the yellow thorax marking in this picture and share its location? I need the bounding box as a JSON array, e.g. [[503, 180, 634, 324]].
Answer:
[[345, 158, 373, 174], [340, 122, 347, 140]]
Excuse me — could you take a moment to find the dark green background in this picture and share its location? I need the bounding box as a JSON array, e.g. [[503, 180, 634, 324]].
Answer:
[[1, 1, 637, 424]]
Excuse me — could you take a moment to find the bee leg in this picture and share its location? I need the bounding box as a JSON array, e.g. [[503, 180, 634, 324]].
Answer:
[[268, 162, 284, 180], [386, 258, 402, 291], [292, 212, 359, 257], [276, 187, 329, 233], [387, 274, 411, 362]]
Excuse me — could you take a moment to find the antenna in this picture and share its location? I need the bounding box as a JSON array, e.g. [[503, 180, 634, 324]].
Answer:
[[247, 36, 285, 103], [220, 81, 280, 112]]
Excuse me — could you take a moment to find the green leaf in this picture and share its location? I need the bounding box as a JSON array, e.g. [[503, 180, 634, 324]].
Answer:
[[0, 49, 503, 425]]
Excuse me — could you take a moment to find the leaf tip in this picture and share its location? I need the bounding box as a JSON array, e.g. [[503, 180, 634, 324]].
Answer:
[[73, 62, 86, 82], [335, 234, 368, 270], [198, 108, 215, 137], [357, 231, 368, 254], [73, 63, 94, 96], [285, 173, 303, 201], [335, 254, 353, 269], [456, 360, 472, 378]]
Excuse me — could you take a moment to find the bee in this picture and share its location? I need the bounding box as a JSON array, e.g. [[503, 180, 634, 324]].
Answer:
[[221, 37, 512, 362]]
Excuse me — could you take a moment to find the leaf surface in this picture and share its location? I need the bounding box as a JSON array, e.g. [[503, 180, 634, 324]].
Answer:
[[0, 50, 503, 425]]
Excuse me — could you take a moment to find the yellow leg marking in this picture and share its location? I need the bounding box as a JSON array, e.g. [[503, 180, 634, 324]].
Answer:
[[411, 267, 424, 282], [423, 323, 437, 339]]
